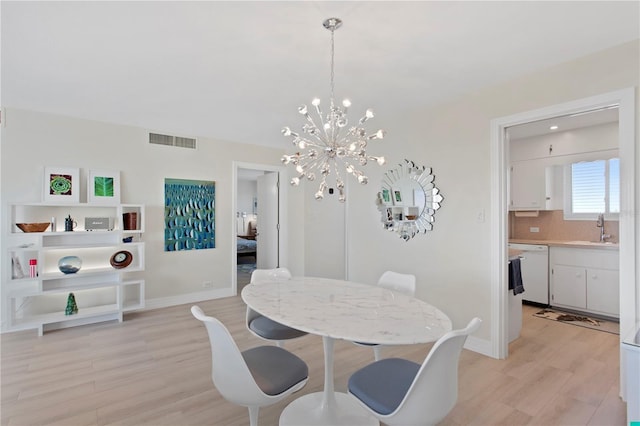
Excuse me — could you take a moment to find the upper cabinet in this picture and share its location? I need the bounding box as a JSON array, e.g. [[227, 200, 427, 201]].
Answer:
[[509, 163, 563, 211], [510, 162, 545, 210]]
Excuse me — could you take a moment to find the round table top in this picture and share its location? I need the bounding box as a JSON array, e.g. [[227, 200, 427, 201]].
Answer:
[[241, 276, 452, 345]]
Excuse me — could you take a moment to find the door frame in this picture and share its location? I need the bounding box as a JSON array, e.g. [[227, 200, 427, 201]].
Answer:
[[232, 161, 288, 295], [490, 89, 636, 365]]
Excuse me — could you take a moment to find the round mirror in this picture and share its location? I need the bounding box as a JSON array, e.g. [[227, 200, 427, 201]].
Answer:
[[376, 159, 443, 241]]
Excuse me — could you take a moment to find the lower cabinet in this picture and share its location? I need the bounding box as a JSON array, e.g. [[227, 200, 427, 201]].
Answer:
[[550, 247, 619, 318], [586, 268, 619, 316], [552, 264, 587, 309]]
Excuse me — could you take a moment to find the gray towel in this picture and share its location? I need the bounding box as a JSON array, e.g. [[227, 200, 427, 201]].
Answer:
[[509, 258, 525, 295]]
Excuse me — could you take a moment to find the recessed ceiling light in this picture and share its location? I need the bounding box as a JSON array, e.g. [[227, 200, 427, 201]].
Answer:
[[549, 125, 559, 130]]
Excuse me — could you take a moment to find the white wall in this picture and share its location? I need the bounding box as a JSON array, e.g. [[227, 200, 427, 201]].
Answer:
[[236, 179, 257, 234], [0, 109, 305, 325], [237, 179, 257, 215], [343, 40, 639, 344], [303, 183, 346, 279]]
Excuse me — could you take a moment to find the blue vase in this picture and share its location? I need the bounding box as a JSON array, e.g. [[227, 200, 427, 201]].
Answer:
[[58, 256, 82, 274]]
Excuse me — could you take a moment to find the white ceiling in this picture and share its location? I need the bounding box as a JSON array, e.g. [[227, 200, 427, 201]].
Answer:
[[2, 1, 638, 149]]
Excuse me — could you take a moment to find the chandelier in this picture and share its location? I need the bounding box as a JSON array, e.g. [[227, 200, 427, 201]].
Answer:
[[281, 17, 386, 202]]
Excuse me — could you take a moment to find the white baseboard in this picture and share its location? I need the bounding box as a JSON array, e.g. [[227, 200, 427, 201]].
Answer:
[[142, 287, 235, 312], [464, 335, 493, 358]]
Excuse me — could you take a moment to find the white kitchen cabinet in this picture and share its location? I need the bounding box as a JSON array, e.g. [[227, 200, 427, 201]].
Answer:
[[510, 162, 563, 211], [550, 247, 619, 318], [551, 264, 586, 309], [3, 203, 145, 335], [544, 165, 564, 210], [510, 161, 545, 210], [586, 268, 619, 317]]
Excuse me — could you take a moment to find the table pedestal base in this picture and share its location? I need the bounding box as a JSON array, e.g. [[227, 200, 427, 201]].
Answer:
[[279, 392, 378, 426]]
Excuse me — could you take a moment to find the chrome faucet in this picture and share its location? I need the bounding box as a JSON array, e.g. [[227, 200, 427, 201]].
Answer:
[[596, 214, 611, 242]]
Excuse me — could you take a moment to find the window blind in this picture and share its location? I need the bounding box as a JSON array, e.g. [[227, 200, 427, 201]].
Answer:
[[572, 160, 605, 213], [570, 158, 619, 214]]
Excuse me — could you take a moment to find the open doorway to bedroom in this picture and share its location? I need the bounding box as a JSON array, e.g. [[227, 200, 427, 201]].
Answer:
[[233, 162, 285, 294], [236, 168, 261, 289]]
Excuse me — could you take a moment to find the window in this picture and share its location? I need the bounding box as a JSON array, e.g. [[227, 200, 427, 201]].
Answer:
[[565, 158, 619, 219]]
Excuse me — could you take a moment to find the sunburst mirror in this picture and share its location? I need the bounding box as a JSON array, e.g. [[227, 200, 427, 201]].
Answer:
[[376, 159, 444, 241]]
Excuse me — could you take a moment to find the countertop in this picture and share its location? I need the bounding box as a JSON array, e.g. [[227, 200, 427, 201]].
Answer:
[[509, 238, 619, 250]]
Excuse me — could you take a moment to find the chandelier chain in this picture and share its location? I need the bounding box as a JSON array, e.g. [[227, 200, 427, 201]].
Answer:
[[330, 27, 335, 107]]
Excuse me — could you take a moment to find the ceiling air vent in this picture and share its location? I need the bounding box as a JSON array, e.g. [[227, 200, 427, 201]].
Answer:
[[149, 132, 197, 149]]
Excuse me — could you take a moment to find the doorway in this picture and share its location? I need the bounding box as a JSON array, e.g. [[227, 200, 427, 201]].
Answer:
[[490, 88, 636, 396], [232, 162, 288, 294]]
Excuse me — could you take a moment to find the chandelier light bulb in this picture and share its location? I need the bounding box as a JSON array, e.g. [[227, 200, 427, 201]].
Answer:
[[280, 17, 386, 202], [368, 129, 386, 140]]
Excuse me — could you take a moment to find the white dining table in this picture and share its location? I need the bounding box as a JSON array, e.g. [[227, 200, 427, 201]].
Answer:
[[241, 276, 453, 426]]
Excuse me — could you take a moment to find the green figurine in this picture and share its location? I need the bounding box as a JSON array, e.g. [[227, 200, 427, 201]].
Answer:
[[65, 292, 78, 315]]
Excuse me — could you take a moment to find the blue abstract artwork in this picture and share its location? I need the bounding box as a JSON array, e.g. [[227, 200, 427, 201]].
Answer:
[[164, 178, 215, 251]]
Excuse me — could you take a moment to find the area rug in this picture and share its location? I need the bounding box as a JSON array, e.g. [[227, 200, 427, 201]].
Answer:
[[533, 309, 619, 335]]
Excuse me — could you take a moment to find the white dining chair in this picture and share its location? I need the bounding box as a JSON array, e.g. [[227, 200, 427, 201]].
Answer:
[[348, 317, 482, 426], [354, 270, 417, 360], [191, 305, 309, 426], [246, 267, 308, 347]]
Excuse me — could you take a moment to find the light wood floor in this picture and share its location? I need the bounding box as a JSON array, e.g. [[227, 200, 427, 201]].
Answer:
[[1, 299, 626, 426]]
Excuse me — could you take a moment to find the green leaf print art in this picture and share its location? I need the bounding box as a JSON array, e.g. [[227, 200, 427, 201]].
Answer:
[[94, 176, 114, 198]]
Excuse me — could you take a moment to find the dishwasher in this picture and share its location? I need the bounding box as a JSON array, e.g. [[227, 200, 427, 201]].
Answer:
[[508, 243, 549, 306]]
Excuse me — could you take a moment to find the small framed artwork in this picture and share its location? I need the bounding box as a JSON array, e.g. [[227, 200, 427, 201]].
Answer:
[[88, 170, 121, 204], [381, 188, 392, 205], [392, 188, 403, 205], [43, 167, 80, 203]]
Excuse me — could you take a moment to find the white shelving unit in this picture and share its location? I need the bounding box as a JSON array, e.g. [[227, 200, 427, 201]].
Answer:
[[3, 203, 145, 335]]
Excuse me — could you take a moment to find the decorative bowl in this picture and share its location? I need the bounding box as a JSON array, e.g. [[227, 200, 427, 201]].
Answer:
[[16, 222, 50, 233], [58, 256, 82, 274], [110, 250, 132, 269]]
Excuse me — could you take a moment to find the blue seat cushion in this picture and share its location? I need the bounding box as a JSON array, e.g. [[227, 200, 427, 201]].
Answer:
[[249, 315, 308, 341], [242, 346, 308, 396], [348, 357, 420, 415]]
